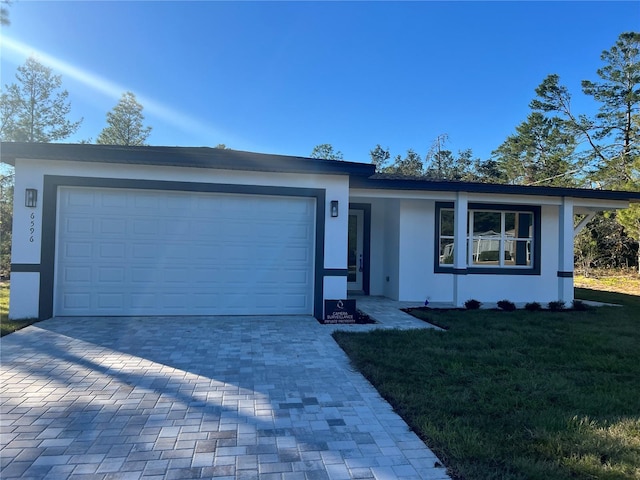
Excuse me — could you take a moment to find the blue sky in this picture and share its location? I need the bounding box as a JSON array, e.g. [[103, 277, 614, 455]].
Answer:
[[1, 1, 639, 164]]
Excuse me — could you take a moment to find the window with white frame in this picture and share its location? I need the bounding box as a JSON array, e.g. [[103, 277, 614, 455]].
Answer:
[[470, 210, 533, 267], [436, 203, 540, 274]]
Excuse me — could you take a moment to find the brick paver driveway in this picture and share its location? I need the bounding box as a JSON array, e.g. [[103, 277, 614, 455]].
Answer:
[[1, 316, 449, 479]]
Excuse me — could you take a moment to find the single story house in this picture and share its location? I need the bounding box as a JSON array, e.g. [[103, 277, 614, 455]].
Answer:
[[3, 142, 639, 320]]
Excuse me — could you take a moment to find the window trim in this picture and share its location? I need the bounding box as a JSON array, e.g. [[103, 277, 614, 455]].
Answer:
[[434, 202, 541, 275]]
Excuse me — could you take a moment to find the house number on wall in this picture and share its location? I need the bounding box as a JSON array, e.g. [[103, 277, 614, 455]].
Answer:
[[29, 212, 35, 242]]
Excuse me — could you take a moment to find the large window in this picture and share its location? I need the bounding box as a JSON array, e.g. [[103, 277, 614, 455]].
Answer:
[[435, 203, 540, 274]]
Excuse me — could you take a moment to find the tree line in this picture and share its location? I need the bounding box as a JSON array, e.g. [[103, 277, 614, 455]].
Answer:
[[311, 32, 640, 272]]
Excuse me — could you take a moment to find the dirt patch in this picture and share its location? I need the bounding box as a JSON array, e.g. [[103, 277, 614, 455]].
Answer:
[[575, 271, 640, 296]]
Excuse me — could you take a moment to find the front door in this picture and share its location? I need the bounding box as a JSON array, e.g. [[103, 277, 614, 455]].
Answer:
[[347, 209, 364, 292]]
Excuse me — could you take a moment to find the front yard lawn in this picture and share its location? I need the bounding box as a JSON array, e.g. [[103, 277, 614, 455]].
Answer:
[[333, 291, 640, 480]]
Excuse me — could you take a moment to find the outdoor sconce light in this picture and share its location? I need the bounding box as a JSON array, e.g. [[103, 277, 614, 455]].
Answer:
[[330, 200, 339, 218], [25, 188, 37, 208]]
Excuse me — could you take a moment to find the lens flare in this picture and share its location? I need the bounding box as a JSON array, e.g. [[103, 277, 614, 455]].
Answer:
[[0, 35, 235, 144]]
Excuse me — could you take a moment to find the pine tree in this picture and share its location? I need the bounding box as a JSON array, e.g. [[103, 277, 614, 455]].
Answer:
[[492, 112, 578, 186], [0, 56, 82, 142], [581, 32, 640, 186], [310, 144, 343, 160], [97, 92, 152, 146]]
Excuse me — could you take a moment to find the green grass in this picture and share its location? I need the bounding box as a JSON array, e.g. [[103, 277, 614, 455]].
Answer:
[[0, 282, 39, 336], [576, 286, 640, 309], [334, 293, 640, 480]]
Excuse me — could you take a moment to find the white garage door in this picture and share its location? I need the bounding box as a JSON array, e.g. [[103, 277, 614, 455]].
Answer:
[[55, 187, 315, 316]]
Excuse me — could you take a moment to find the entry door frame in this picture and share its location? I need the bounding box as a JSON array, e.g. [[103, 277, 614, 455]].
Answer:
[[348, 203, 371, 295]]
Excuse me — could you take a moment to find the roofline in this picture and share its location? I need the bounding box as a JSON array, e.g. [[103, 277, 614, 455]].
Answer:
[[350, 176, 640, 203], [2, 142, 638, 203], [0, 142, 376, 177]]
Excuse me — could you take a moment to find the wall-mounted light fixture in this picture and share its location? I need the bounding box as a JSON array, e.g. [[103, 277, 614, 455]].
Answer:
[[25, 188, 38, 208], [330, 200, 339, 218]]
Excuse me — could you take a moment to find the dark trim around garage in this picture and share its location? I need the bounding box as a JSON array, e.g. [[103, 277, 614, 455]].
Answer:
[[41, 175, 328, 321]]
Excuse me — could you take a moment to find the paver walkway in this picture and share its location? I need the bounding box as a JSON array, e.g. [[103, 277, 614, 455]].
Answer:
[[1, 314, 449, 479]]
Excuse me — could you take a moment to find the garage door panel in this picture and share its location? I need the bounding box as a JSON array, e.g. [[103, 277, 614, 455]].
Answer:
[[63, 266, 92, 283], [133, 219, 159, 235], [66, 189, 95, 207], [55, 187, 315, 316], [66, 217, 93, 234], [255, 294, 278, 308], [133, 193, 161, 209], [130, 293, 156, 308], [61, 293, 91, 310], [99, 243, 126, 259], [164, 268, 191, 283], [282, 294, 309, 309], [285, 269, 310, 285], [64, 242, 93, 259], [100, 218, 127, 235], [98, 293, 124, 309], [132, 244, 161, 259], [98, 267, 125, 283]]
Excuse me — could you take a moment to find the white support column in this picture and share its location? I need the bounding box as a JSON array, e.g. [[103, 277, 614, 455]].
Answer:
[[453, 192, 468, 307], [558, 197, 574, 304]]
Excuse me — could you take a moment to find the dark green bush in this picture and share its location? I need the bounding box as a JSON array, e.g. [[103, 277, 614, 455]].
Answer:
[[524, 302, 542, 311], [465, 299, 482, 310], [548, 300, 566, 311], [497, 299, 516, 311]]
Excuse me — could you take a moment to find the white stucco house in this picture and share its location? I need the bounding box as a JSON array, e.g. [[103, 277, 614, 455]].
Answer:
[[3, 142, 639, 321]]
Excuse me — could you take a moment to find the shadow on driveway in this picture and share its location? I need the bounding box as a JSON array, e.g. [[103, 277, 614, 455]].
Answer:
[[1, 316, 448, 479]]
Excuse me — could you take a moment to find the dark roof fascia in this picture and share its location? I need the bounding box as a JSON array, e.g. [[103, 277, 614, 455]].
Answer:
[[350, 176, 640, 203], [0, 142, 376, 177]]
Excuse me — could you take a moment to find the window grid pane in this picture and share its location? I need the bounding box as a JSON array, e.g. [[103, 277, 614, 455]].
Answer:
[[468, 210, 534, 268]]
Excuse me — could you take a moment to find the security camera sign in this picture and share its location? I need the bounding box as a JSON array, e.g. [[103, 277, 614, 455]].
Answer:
[[323, 299, 357, 324]]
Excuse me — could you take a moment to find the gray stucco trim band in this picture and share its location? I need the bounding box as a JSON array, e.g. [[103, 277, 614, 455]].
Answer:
[[323, 269, 348, 276], [11, 264, 41, 273], [41, 175, 328, 321]]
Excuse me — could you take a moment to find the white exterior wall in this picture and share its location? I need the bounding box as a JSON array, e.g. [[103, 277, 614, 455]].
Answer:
[[396, 199, 455, 303], [383, 200, 400, 300], [453, 204, 560, 304], [10, 159, 350, 319], [350, 193, 578, 306], [10, 161, 45, 319], [397, 200, 432, 302], [7, 273, 39, 319]]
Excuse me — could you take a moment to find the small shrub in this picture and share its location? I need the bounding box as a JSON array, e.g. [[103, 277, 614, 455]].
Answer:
[[497, 299, 516, 311], [548, 300, 566, 311], [525, 302, 542, 311], [465, 299, 482, 310], [571, 300, 590, 311]]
